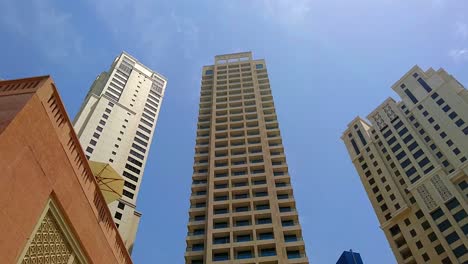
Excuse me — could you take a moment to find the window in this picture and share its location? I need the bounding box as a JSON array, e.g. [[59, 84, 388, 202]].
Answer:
[[213, 252, 229, 261], [86, 147, 94, 153], [431, 208, 444, 220], [260, 248, 276, 257], [128, 156, 143, 167], [214, 236, 229, 244], [404, 89, 418, 104], [417, 78, 432, 92], [453, 244, 467, 258], [236, 234, 251, 242], [422, 253, 430, 261], [123, 190, 134, 199], [350, 139, 360, 154], [418, 157, 430, 168], [428, 232, 437, 242], [236, 220, 250, 226], [205, 69, 213, 75], [236, 250, 252, 259], [192, 244, 204, 251], [437, 220, 452, 232], [125, 163, 141, 174], [435, 244, 445, 254], [448, 111, 458, 119], [396, 151, 407, 160], [357, 130, 367, 145], [287, 250, 301, 259], [387, 136, 397, 145], [422, 221, 430, 230], [401, 158, 411, 168], [130, 150, 144, 160], [105, 108, 111, 114], [446, 198, 460, 210], [445, 231, 459, 244], [132, 143, 146, 153], [96, 126, 103, 132], [391, 143, 401, 153], [118, 202, 125, 209], [405, 167, 417, 177], [416, 210, 424, 219], [136, 131, 150, 141], [258, 232, 274, 240], [403, 134, 413, 144], [256, 64, 264, 69], [258, 218, 272, 224], [436, 98, 445, 105], [114, 212, 122, 220], [453, 118, 465, 127], [454, 210, 467, 222], [138, 124, 151, 134], [415, 241, 423, 249], [123, 171, 138, 182]]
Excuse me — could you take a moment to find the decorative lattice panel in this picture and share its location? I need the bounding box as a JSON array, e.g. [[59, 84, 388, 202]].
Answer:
[[416, 184, 437, 210], [372, 113, 386, 130], [431, 175, 453, 202], [22, 211, 74, 264], [383, 104, 397, 120]]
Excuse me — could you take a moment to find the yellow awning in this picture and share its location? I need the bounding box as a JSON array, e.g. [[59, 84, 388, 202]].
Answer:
[[88, 161, 124, 204]]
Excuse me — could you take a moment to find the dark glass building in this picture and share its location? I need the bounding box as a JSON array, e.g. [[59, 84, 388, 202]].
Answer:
[[336, 250, 364, 264]]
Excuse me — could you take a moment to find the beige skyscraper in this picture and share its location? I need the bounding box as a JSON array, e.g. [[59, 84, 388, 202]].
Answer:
[[342, 66, 467, 263], [184, 52, 309, 263], [74, 52, 167, 253]]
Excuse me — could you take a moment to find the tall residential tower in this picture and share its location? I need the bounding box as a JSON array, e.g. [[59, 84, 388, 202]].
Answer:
[[342, 66, 467, 263], [185, 52, 309, 263], [74, 52, 167, 252]]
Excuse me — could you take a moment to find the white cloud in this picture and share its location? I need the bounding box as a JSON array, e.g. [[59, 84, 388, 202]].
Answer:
[[455, 22, 468, 39], [256, 0, 313, 26], [0, 0, 82, 61], [89, 0, 199, 60], [449, 48, 468, 61]]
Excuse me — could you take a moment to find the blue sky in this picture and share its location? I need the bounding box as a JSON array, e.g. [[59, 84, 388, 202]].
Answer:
[[1, 0, 468, 263]]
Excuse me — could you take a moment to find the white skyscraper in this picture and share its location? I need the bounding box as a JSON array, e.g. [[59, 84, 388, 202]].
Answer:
[[74, 52, 167, 253], [342, 66, 467, 263]]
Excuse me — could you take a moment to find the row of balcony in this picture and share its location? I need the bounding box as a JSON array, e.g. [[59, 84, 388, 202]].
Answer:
[[186, 249, 306, 262], [195, 150, 285, 159], [188, 214, 299, 228]]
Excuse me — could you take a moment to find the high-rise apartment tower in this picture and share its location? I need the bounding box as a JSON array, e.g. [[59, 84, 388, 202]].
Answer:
[[74, 52, 167, 252], [185, 52, 309, 263], [342, 66, 467, 263]]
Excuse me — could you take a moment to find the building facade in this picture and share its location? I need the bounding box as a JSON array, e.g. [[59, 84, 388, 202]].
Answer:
[[336, 250, 364, 264], [342, 66, 467, 263], [74, 52, 167, 252], [185, 52, 309, 263], [0, 76, 132, 264]]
